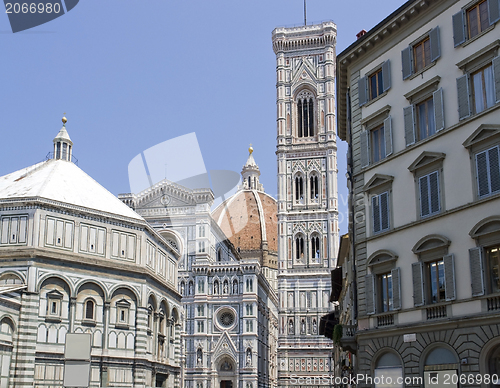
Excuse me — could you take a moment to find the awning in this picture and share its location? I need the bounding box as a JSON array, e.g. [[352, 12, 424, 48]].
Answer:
[[319, 311, 338, 340], [329, 267, 343, 302]]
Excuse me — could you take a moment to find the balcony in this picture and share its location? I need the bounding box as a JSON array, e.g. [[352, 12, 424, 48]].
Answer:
[[339, 324, 357, 354]]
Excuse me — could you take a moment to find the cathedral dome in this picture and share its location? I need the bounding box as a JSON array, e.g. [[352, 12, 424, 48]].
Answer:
[[212, 148, 278, 258]]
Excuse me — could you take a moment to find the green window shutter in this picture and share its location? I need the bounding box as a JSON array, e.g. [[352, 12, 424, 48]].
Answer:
[[457, 74, 471, 120], [360, 130, 370, 168], [391, 267, 401, 310], [358, 76, 368, 106], [493, 56, 500, 103], [443, 254, 456, 301], [401, 47, 412, 80], [403, 105, 416, 146], [429, 26, 441, 63], [452, 11, 466, 47], [469, 247, 485, 297], [384, 116, 393, 156], [433, 88, 445, 131], [382, 60, 391, 92], [489, 0, 500, 24], [412, 262, 424, 307], [365, 274, 376, 315]]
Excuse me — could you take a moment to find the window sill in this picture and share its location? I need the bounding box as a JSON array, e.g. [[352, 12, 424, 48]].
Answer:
[[115, 323, 129, 330], [408, 61, 437, 81], [362, 91, 388, 108], [82, 319, 96, 327], [460, 24, 496, 48], [45, 316, 62, 323]]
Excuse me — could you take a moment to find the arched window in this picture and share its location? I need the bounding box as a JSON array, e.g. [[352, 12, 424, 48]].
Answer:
[[84, 299, 95, 320], [217, 249, 222, 262], [311, 235, 321, 260], [310, 175, 319, 200], [488, 345, 500, 383], [248, 176, 251, 189], [297, 90, 315, 138], [295, 235, 305, 261], [197, 348, 203, 366], [373, 352, 402, 388], [295, 176, 304, 203]]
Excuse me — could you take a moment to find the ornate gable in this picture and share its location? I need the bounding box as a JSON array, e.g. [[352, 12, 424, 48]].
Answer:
[[211, 331, 238, 364], [463, 124, 500, 148], [363, 174, 394, 192], [408, 151, 446, 173]]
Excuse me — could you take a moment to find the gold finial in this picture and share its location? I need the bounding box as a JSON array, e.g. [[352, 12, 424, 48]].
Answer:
[[62, 113, 67, 125], [249, 143, 253, 154]]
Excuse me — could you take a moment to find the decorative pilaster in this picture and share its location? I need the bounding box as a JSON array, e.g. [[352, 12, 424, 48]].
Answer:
[[12, 292, 39, 387]]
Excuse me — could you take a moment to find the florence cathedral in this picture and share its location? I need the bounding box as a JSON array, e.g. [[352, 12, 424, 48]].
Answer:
[[0, 19, 338, 388]]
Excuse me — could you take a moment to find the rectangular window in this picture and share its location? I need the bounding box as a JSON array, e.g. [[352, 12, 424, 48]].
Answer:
[[371, 125, 386, 163], [413, 37, 431, 73], [358, 60, 391, 106], [476, 145, 500, 197], [467, 0, 490, 39], [372, 192, 390, 234], [402, 27, 440, 79], [419, 171, 440, 217], [369, 69, 384, 100], [487, 245, 500, 293], [379, 272, 393, 312], [428, 259, 445, 304], [416, 98, 436, 141], [454, 1, 500, 46], [472, 64, 496, 114]]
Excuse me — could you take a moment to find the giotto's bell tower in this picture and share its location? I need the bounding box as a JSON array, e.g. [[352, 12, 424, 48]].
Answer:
[[272, 21, 339, 386]]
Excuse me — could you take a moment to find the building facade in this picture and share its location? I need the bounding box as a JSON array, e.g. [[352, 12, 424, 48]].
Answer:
[[0, 120, 182, 388], [120, 149, 279, 388], [272, 22, 339, 387], [337, 0, 500, 384]]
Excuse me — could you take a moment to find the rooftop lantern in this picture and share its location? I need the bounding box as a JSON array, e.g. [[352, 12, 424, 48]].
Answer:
[[53, 115, 73, 161]]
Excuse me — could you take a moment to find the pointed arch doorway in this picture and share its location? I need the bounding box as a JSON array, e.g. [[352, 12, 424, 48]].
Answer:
[[216, 356, 236, 388]]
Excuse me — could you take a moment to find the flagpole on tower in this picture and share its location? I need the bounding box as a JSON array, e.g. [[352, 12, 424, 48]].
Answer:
[[304, 0, 307, 25]]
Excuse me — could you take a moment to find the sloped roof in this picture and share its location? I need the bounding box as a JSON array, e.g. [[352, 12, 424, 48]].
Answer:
[[0, 159, 143, 221]]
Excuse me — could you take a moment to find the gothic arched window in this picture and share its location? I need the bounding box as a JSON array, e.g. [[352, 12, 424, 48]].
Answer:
[[310, 175, 319, 200], [295, 176, 304, 203], [295, 235, 305, 261], [296, 90, 315, 138], [311, 235, 321, 260]]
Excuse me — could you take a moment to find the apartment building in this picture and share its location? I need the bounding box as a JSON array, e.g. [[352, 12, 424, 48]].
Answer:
[[337, 0, 500, 384]]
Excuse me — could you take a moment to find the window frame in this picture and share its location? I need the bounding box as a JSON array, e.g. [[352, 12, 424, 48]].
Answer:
[[413, 36, 431, 74], [402, 27, 441, 80], [359, 106, 393, 168], [359, 60, 391, 107], [83, 298, 96, 322], [471, 63, 496, 114], [453, 0, 499, 47], [365, 250, 401, 315], [295, 89, 316, 139]]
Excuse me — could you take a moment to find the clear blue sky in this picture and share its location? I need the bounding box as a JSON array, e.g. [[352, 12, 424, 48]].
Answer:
[[0, 0, 405, 234]]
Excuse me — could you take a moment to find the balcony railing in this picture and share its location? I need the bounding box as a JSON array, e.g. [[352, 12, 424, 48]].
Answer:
[[376, 313, 395, 327], [487, 295, 500, 311], [339, 324, 357, 354], [426, 305, 447, 320]]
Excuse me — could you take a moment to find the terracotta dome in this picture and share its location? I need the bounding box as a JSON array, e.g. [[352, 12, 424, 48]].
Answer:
[[212, 190, 278, 253], [211, 148, 278, 266]]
